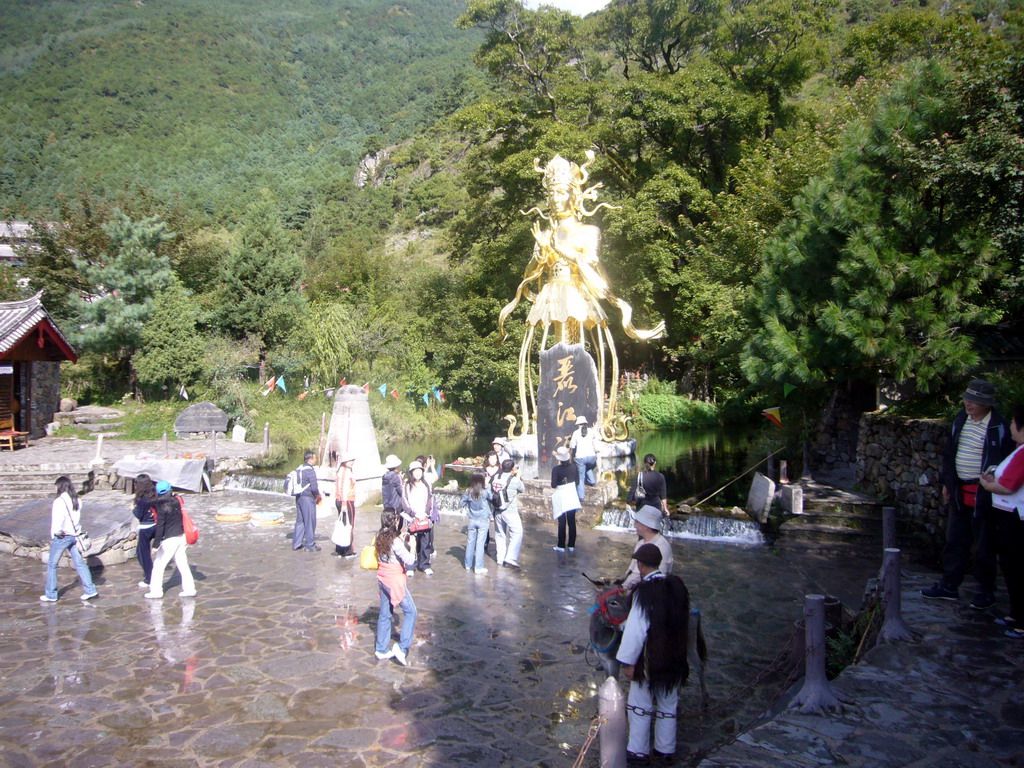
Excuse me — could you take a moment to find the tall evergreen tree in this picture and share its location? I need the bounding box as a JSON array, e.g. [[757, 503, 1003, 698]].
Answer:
[[134, 278, 204, 394], [215, 193, 305, 353], [742, 61, 1002, 394]]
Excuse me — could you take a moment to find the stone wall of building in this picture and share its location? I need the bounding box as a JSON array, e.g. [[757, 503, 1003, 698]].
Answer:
[[29, 361, 61, 438], [855, 412, 949, 545]]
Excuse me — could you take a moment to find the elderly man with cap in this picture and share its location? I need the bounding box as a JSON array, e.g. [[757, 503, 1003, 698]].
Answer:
[[923, 379, 1014, 608], [623, 505, 674, 591], [569, 415, 599, 502], [332, 453, 358, 558], [616, 542, 691, 763], [291, 450, 322, 552]]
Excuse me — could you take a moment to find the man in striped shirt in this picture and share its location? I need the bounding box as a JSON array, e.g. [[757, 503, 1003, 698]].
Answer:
[[923, 380, 1014, 608]]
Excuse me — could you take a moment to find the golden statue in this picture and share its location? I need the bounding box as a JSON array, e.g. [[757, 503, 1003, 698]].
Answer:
[[498, 151, 665, 440]]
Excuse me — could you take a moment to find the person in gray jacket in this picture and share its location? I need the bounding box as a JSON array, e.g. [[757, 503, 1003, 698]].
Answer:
[[292, 451, 322, 552], [491, 459, 527, 568]]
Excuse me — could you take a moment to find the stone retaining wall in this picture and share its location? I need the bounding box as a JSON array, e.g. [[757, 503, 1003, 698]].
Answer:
[[855, 412, 949, 545]]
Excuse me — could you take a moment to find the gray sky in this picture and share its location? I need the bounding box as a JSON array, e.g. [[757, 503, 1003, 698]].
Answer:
[[524, 0, 611, 16]]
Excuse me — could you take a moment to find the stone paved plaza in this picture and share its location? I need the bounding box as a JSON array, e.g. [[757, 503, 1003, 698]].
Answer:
[[0, 487, 1021, 766]]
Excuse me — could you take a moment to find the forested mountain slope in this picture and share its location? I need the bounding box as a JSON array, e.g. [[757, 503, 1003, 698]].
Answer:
[[0, 0, 480, 220]]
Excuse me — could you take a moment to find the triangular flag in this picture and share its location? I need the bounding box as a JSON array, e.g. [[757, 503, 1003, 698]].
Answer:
[[439, 389, 445, 403], [378, 384, 387, 397], [434, 389, 442, 404], [179, 384, 189, 401], [276, 376, 287, 393], [423, 392, 430, 406], [265, 376, 276, 392], [339, 378, 347, 387], [783, 383, 796, 398], [762, 407, 782, 429], [362, 382, 370, 393], [297, 391, 309, 401], [390, 389, 400, 401]]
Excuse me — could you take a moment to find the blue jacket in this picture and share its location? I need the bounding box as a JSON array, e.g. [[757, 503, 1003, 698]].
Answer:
[[382, 470, 407, 512], [297, 464, 320, 499], [461, 489, 492, 520]]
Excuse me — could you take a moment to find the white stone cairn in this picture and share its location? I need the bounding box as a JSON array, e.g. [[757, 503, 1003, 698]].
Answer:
[[746, 472, 776, 523], [598, 675, 626, 768]]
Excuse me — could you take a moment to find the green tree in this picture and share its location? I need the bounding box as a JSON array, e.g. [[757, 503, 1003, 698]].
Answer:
[[291, 301, 356, 387], [71, 212, 176, 389], [133, 278, 205, 394], [215, 193, 306, 353], [742, 61, 1002, 394]]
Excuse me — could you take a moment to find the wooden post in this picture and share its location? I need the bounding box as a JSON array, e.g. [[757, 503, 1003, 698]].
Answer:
[[598, 675, 626, 768], [780, 459, 790, 484], [317, 411, 326, 464], [263, 422, 270, 455], [211, 430, 218, 462], [879, 548, 913, 643], [882, 506, 897, 551], [789, 594, 850, 714]]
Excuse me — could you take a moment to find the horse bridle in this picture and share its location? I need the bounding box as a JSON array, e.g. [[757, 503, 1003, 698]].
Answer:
[[593, 587, 628, 627]]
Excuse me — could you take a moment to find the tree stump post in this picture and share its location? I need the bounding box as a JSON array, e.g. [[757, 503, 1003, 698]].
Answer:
[[880, 548, 913, 643], [789, 594, 850, 714]]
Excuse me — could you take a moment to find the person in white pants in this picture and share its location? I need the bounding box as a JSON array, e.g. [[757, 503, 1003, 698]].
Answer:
[[145, 481, 196, 599], [615, 543, 691, 762], [491, 459, 527, 567]]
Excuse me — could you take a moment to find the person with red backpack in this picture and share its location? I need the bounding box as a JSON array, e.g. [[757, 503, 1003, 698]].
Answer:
[[145, 481, 196, 599]]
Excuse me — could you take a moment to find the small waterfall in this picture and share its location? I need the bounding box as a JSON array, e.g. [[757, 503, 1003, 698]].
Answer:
[[597, 507, 764, 544], [220, 474, 288, 496], [434, 488, 466, 516]]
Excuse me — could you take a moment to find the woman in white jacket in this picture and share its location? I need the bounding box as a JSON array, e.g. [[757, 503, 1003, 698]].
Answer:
[[40, 476, 98, 602]]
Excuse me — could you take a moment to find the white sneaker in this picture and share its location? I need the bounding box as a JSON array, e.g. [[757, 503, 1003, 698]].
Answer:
[[179, 591, 197, 598], [80, 592, 98, 601], [144, 592, 163, 599], [474, 568, 488, 575], [407, 571, 414, 579], [39, 595, 57, 602], [552, 546, 565, 552], [424, 568, 434, 576], [568, 547, 575, 552], [391, 643, 408, 666], [138, 581, 149, 589], [375, 648, 395, 660]]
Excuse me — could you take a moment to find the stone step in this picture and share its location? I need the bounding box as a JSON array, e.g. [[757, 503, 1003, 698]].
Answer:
[[84, 432, 123, 439], [69, 405, 126, 425], [75, 421, 125, 431], [786, 512, 884, 532]]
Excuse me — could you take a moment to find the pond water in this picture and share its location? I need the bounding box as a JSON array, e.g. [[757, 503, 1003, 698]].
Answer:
[[385, 425, 763, 508]]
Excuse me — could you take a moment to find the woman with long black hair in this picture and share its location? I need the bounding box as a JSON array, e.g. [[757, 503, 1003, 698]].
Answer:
[[374, 509, 417, 665], [40, 476, 98, 602], [627, 453, 669, 516], [132, 474, 159, 588]]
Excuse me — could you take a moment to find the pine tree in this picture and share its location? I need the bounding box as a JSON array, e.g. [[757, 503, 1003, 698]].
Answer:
[[215, 193, 305, 352], [133, 278, 204, 394], [742, 61, 1001, 394]]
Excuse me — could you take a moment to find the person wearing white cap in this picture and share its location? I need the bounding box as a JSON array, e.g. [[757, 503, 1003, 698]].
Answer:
[[403, 460, 436, 576], [491, 438, 512, 465], [551, 445, 581, 551], [622, 505, 674, 591], [569, 415, 598, 502], [333, 453, 358, 558], [381, 454, 406, 515]]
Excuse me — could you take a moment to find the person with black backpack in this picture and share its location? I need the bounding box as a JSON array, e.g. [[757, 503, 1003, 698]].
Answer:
[[627, 454, 669, 516], [491, 459, 527, 568]]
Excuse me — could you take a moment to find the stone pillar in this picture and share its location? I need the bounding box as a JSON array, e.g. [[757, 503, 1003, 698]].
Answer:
[[319, 385, 383, 509], [536, 342, 599, 479]]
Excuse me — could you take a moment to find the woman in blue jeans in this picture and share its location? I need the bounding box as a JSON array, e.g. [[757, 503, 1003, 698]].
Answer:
[[375, 510, 417, 666], [41, 476, 98, 602], [461, 472, 492, 573]]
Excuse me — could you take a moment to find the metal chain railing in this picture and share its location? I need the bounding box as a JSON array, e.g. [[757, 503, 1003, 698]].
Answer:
[[571, 716, 605, 768]]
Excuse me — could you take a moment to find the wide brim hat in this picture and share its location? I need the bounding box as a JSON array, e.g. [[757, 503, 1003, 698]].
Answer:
[[384, 454, 402, 469], [554, 446, 571, 462], [634, 542, 663, 567], [491, 437, 506, 447], [960, 379, 997, 407], [634, 505, 663, 530], [408, 460, 424, 471], [575, 415, 589, 425], [339, 452, 357, 465]]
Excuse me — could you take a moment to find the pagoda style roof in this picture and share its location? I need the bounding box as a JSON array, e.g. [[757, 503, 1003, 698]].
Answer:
[[0, 292, 77, 362]]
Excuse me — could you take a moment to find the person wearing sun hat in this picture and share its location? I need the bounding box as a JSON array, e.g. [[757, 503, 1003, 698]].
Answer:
[[551, 445, 581, 552], [923, 379, 1014, 608], [333, 453, 358, 558], [491, 438, 512, 466], [623, 505, 674, 591], [145, 481, 196, 599], [381, 454, 407, 516]]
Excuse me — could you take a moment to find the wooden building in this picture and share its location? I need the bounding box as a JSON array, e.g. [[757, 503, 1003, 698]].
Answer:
[[0, 293, 77, 439]]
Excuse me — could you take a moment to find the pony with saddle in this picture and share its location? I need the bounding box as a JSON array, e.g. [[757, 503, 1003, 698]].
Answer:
[[585, 573, 709, 710]]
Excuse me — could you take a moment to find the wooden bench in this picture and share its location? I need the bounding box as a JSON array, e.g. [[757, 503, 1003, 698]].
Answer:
[[0, 417, 29, 450]]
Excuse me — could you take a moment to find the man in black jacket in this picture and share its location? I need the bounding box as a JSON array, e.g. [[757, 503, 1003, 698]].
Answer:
[[923, 380, 1014, 608]]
